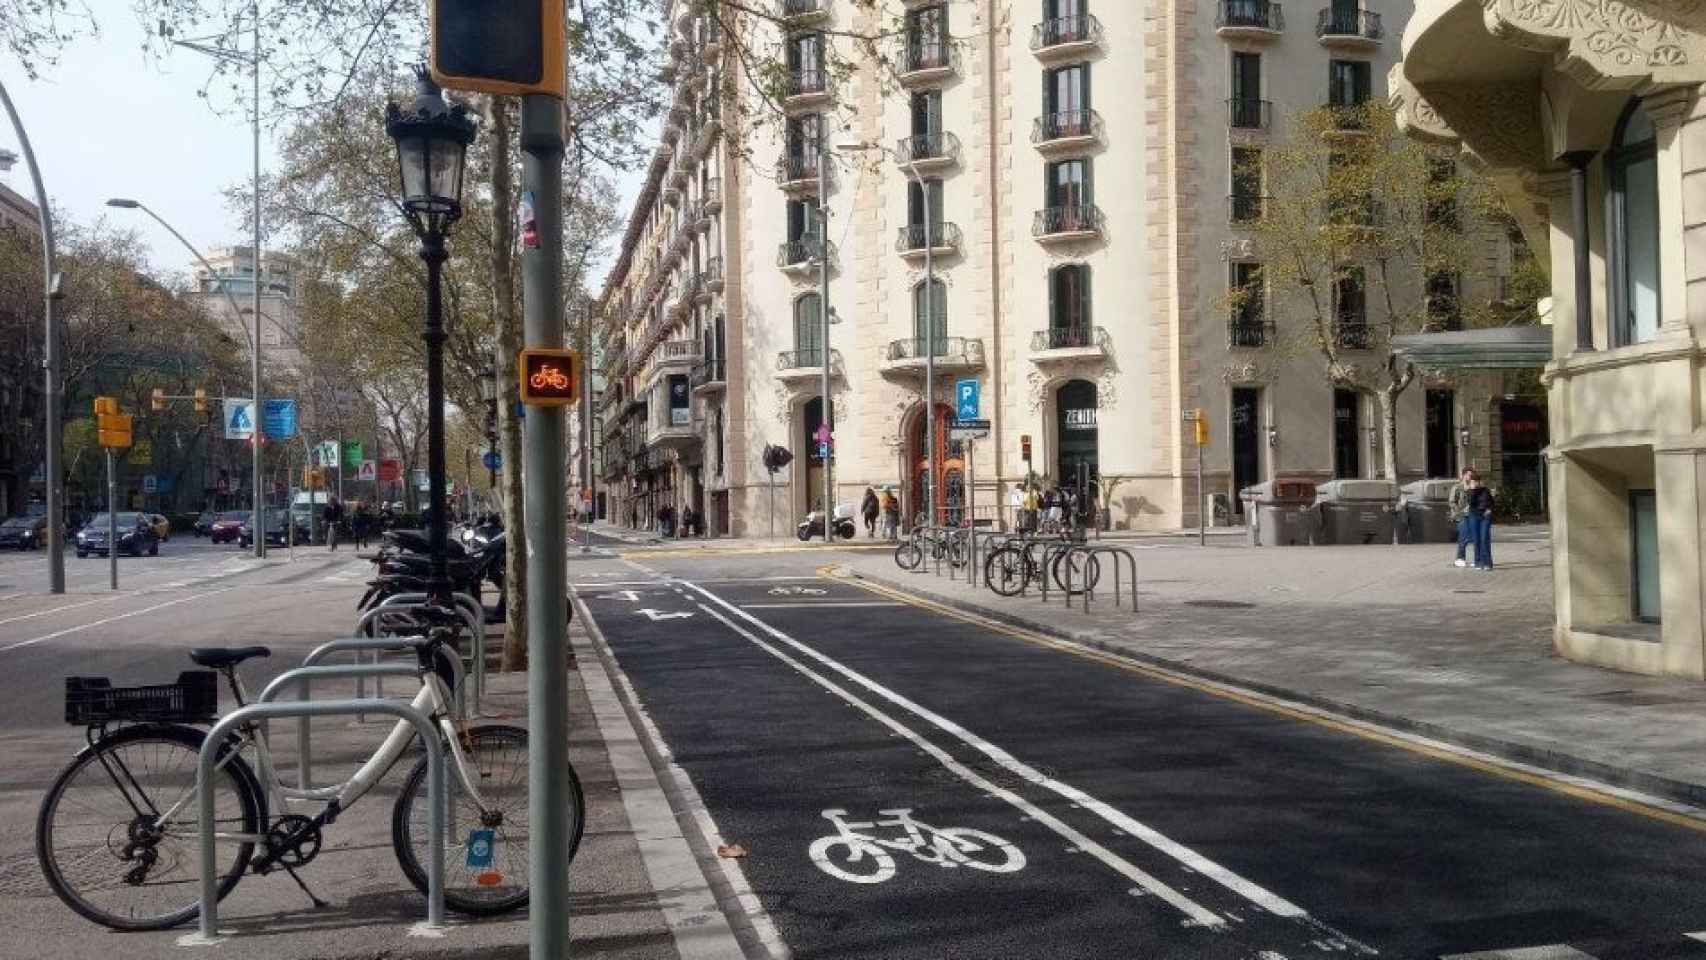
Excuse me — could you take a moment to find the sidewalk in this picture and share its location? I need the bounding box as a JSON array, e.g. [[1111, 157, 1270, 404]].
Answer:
[[838, 527, 1706, 807]]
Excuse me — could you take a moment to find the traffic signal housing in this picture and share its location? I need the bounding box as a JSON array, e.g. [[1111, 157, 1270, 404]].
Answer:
[[1193, 409, 1210, 446], [194, 388, 208, 413], [518, 348, 581, 407], [429, 0, 566, 98], [150, 388, 166, 412]]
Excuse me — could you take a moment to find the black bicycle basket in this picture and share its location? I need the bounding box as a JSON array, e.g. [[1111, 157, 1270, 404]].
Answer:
[[64, 670, 219, 725]]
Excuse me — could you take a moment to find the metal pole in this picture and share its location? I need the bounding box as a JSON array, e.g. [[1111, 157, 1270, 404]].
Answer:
[[336, 430, 345, 505], [1197, 431, 1206, 548], [250, 0, 266, 558], [581, 309, 593, 552], [818, 146, 832, 542], [0, 79, 64, 594], [106, 449, 117, 591], [520, 92, 570, 960], [916, 160, 937, 532], [422, 233, 450, 602]]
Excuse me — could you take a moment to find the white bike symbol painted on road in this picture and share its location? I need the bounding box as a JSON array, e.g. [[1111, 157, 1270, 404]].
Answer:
[[808, 808, 1026, 884], [768, 585, 827, 596]]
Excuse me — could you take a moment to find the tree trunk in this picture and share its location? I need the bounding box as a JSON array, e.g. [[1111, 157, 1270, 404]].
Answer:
[[489, 99, 529, 673], [1380, 386, 1400, 481]]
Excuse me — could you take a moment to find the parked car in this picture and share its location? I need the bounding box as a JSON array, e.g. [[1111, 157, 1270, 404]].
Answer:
[[209, 510, 250, 544], [0, 515, 47, 550], [238, 509, 310, 549], [145, 513, 171, 542], [193, 509, 218, 537], [75, 513, 159, 558]]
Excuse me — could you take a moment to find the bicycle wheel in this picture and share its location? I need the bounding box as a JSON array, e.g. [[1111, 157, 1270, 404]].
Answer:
[[393, 724, 576, 915], [947, 535, 969, 569], [807, 835, 896, 884], [894, 540, 923, 571], [934, 827, 1026, 874], [37, 724, 263, 931], [984, 547, 1028, 597], [1051, 551, 1101, 593]]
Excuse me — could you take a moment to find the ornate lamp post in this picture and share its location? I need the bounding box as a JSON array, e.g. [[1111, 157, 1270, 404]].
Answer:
[[385, 69, 476, 603], [479, 363, 498, 495]]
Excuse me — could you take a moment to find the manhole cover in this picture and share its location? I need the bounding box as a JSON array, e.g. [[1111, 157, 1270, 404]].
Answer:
[[1184, 600, 1257, 610]]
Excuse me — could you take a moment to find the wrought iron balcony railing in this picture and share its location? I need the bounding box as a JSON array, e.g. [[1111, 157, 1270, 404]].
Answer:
[[895, 131, 961, 166], [1316, 7, 1381, 38], [1217, 0, 1285, 30], [1031, 109, 1104, 145], [1030, 14, 1104, 50], [1333, 321, 1372, 349], [1228, 319, 1276, 348], [1032, 203, 1105, 238], [1030, 326, 1108, 351], [1227, 97, 1272, 129], [895, 221, 963, 254]]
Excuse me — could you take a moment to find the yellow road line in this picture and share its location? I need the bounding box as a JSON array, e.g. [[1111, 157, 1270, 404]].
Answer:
[[824, 564, 1706, 834]]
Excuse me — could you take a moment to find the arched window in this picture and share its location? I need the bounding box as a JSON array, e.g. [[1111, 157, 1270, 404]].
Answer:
[[1048, 264, 1092, 346], [793, 293, 822, 362], [912, 279, 947, 350], [1608, 98, 1660, 346]]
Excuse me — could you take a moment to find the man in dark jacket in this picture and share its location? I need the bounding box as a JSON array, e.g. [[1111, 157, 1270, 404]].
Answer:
[[323, 497, 344, 551], [1465, 470, 1496, 570]]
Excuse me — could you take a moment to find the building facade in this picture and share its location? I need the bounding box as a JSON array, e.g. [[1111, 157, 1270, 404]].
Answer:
[[186, 245, 302, 373], [599, 0, 1512, 537], [1394, 0, 1706, 677]]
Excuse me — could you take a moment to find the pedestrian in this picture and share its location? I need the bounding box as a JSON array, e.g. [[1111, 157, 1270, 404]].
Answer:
[[1466, 470, 1496, 570], [861, 487, 879, 538], [681, 505, 697, 538], [323, 496, 344, 551], [1022, 484, 1040, 534], [1448, 468, 1474, 568], [882, 487, 900, 540], [1041, 487, 1059, 534]]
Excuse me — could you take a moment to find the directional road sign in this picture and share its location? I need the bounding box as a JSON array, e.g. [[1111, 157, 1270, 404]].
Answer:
[[483, 450, 503, 471], [262, 399, 298, 439], [224, 399, 255, 440], [949, 418, 991, 441]]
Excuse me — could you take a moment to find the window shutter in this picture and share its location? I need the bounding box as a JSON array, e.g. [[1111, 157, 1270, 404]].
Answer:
[[1048, 267, 1060, 330], [1083, 265, 1093, 329]]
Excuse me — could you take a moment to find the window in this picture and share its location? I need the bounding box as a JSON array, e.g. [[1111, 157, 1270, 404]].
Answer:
[[1335, 267, 1367, 344], [794, 293, 823, 356], [907, 178, 944, 229], [1047, 158, 1091, 208], [786, 198, 821, 244], [788, 32, 823, 89], [912, 279, 947, 349], [1333, 389, 1361, 478], [1231, 262, 1264, 325], [1426, 156, 1459, 228], [1608, 98, 1661, 346], [1044, 63, 1090, 123], [1327, 59, 1370, 108], [905, 4, 948, 69], [785, 113, 822, 179], [1044, 0, 1086, 17], [1426, 272, 1461, 330], [1049, 264, 1092, 343], [1230, 52, 1262, 128], [1231, 146, 1263, 221], [1042, 0, 1089, 44], [911, 90, 942, 137], [1326, 0, 1360, 32], [1631, 489, 1661, 622]]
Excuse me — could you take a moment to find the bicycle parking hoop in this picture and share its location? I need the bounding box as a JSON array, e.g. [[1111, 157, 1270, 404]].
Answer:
[[1074, 546, 1140, 614], [187, 698, 447, 946], [294, 637, 440, 791]]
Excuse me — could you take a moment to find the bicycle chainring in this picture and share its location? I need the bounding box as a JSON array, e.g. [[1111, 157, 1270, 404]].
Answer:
[[263, 815, 322, 869]]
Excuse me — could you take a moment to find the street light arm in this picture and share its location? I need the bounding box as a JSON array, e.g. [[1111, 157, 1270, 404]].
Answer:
[[108, 199, 255, 357]]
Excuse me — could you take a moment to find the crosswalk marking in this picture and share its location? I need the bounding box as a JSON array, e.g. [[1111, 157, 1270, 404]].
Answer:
[[1442, 947, 1597, 960], [1689, 932, 1706, 942]]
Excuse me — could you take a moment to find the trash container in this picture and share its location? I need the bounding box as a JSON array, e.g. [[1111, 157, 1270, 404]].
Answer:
[[1239, 478, 1319, 546], [1398, 478, 1459, 544], [1311, 479, 1399, 545]]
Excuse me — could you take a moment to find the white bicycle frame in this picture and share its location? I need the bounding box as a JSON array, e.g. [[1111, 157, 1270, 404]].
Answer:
[[149, 661, 489, 845], [821, 808, 951, 862]]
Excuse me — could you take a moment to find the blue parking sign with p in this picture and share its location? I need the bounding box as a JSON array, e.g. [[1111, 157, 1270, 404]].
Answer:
[[956, 379, 980, 421]]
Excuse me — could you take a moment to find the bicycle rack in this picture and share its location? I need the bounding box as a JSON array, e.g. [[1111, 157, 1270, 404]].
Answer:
[[1070, 546, 1139, 613], [187, 695, 446, 945], [1037, 540, 1077, 604], [293, 637, 447, 792], [357, 592, 485, 714]]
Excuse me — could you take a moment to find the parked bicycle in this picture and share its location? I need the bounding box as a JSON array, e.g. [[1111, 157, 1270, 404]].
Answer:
[[983, 535, 1099, 597], [892, 525, 968, 572], [35, 620, 583, 931]]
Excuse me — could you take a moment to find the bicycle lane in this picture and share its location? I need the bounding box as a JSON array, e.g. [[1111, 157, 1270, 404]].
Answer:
[[666, 568, 1706, 958], [580, 571, 1346, 959]]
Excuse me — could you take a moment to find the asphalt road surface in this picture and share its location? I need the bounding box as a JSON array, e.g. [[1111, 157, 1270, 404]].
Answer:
[[579, 549, 1706, 960]]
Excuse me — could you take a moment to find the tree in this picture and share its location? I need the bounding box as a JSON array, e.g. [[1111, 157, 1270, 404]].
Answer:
[[1230, 101, 1524, 480]]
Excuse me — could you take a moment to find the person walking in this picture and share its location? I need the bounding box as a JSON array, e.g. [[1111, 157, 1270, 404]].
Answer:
[[1022, 484, 1040, 534], [861, 487, 879, 538], [882, 487, 900, 540], [1467, 471, 1496, 570], [323, 496, 344, 551], [1448, 468, 1474, 567]]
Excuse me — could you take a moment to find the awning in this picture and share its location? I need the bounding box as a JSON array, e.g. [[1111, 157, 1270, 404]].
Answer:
[[1391, 325, 1553, 370]]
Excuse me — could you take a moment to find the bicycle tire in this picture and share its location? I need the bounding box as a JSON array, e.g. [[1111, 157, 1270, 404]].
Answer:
[[984, 547, 1028, 597], [947, 535, 969, 568], [894, 540, 923, 571], [37, 723, 263, 931], [1051, 551, 1102, 594], [392, 724, 577, 915]]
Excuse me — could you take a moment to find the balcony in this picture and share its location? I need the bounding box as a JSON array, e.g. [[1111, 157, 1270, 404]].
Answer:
[[698, 16, 722, 62], [686, 271, 708, 306], [881, 336, 986, 376], [776, 347, 842, 382], [663, 279, 687, 318], [691, 357, 726, 395], [1029, 325, 1110, 363], [1228, 318, 1276, 348], [1333, 321, 1372, 349], [689, 199, 711, 234], [778, 238, 833, 275], [1030, 14, 1104, 61], [705, 256, 725, 294], [778, 0, 827, 26], [895, 131, 961, 173], [656, 338, 702, 368], [1216, 0, 1284, 38], [704, 177, 723, 213], [1322, 101, 1371, 135], [895, 221, 963, 260], [1326, 197, 1384, 229], [1316, 7, 1381, 48], [776, 152, 825, 193], [647, 412, 700, 449], [1227, 98, 1272, 131], [783, 68, 831, 111], [1031, 109, 1104, 155], [1033, 203, 1105, 244], [895, 40, 955, 88], [1229, 194, 1268, 224]]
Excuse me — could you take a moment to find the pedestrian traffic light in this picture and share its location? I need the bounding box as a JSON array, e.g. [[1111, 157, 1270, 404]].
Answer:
[[93, 396, 117, 417], [518, 348, 580, 407], [194, 388, 208, 413], [1194, 409, 1210, 446], [150, 388, 166, 412], [429, 0, 566, 99]]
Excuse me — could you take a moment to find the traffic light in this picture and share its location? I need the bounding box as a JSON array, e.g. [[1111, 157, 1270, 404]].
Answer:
[[1194, 409, 1210, 446], [150, 388, 166, 411], [1020, 434, 1032, 463], [93, 396, 117, 416], [97, 411, 133, 449], [194, 388, 208, 413], [518, 348, 581, 407], [430, 0, 566, 98]]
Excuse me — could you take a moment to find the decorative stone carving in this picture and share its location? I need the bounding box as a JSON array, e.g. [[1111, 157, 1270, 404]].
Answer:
[[1329, 361, 1371, 386], [1391, 74, 1548, 170], [1220, 238, 1256, 262], [1483, 0, 1706, 90], [1025, 364, 1119, 412], [1220, 360, 1278, 384]]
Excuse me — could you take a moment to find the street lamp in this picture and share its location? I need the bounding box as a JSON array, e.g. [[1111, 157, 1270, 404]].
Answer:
[[385, 69, 476, 605], [107, 197, 268, 558], [479, 363, 498, 496]]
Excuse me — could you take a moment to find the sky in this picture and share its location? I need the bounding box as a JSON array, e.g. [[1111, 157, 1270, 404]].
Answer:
[[0, 5, 647, 289]]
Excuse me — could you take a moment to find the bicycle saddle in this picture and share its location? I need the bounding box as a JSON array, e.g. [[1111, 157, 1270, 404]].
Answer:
[[189, 646, 272, 669]]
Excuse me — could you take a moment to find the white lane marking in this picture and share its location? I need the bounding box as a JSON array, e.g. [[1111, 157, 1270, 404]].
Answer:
[[1440, 947, 1596, 959], [740, 602, 903, 609], [684, 579, 1314, 922], [0, 595, 121, 627], [598, 590, 642, 602], [1689, 931, 1706, 942], [638, 608, 694, 621], [0, 587, 235, 652], [692, 600, 1225, 927]]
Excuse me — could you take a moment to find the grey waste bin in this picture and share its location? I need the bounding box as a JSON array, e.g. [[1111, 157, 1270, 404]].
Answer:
[[1311, 479, 1399, 545], [1398, 478, 1459, 544], [1239, 478, 1319, 546]]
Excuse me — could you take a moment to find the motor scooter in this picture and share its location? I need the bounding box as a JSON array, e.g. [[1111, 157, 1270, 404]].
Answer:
[[798, 503, 857, 541]]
